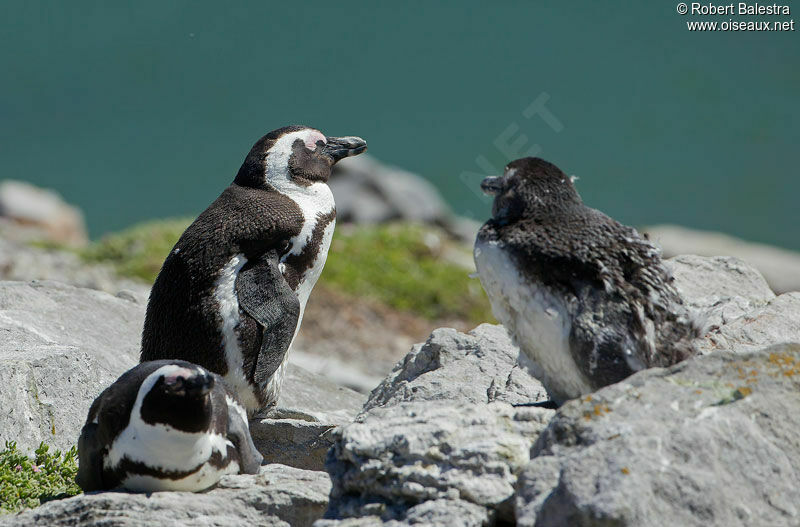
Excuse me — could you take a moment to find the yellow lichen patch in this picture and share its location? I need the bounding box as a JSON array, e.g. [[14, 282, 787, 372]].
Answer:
[[766, 352, 800, 378], [584, 395, 593, 403], [733, 364, 759, 385], [735, 386, 752, 398], [621, 467, 630, 475], [694, 389, 703, 395], [593, 404, 611, 416], [768, 353, 796, 367]]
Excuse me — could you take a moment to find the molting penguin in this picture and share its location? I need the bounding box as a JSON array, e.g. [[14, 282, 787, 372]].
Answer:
[[76, 360, 262, 492], [141, 126, 367, 414], [474, 157, 698, 405]]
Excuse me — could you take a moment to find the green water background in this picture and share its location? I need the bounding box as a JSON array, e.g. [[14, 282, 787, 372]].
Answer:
[[1, 2, 798, 249]]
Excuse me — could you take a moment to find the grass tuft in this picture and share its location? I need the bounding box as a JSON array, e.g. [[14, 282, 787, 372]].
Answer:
[[81, 218, 192, 282], [323, 223, 493, 323], [0, 441, 81, 515]]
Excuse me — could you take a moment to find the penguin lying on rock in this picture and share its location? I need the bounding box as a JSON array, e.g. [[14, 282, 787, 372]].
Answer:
[[474, 157, 698, 405], [141, 126, 367, 414], [76, 360, 262, 492]]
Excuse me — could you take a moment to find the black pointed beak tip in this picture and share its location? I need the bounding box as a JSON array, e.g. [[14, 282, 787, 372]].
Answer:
[[480, 176, 503, 197], [324, 136, 368, 162]]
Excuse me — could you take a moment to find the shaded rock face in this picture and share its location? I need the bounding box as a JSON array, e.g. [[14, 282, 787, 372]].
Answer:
[[251, 365, 366, 471], [364, 324, 548, 412], [665, 255, 775, 331], [517, 344, 800, 527], [1, 464, 331, 527], [325, 402, 553, 524], [0, 281, 144, 454]]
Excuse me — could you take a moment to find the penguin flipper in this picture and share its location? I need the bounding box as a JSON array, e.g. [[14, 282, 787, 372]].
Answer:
[[235, 254, 300, 388], [75, 422, 105, 492], [226, 407, 263, 474]]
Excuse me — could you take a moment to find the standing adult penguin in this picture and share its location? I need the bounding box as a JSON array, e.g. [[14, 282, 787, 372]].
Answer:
[[141, 126, 367, 413], [474, 157, 698, 405]]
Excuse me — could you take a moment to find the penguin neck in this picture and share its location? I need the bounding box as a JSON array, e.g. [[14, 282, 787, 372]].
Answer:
[[268, 176, 336, 295]]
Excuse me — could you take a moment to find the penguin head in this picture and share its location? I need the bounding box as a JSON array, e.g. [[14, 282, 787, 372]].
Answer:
[[138, 362, 217, 433], [481, 157, 582, 224], [235, 125, 367, 190]]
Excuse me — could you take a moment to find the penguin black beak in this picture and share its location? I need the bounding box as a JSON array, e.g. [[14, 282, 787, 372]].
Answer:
[[165, 371, 215, 398], [480, 176, 505, 197], [185, 372, 215, 398], [323, 136, 367, 163]]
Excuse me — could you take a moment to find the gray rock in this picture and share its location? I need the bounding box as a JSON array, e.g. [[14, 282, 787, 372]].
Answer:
[[364, 324, 548, 412], [290, 350, 383, 394], [320, 324, 551, 525], [331, 155, 450, 226], [699, 292, 800, 354], [0, 180, 87, 247], [315, 499, 492, 527], [2, 464, 331, 527], [645, 224, 800, 294], [516, 343, 800, 527], [0, 237, 150, 298], [324, 401, 553, 524], [665, 255, 775, 331], [251, 364, 366, 471], [329, 155, 478, 243], [0, 280, 143, 453]]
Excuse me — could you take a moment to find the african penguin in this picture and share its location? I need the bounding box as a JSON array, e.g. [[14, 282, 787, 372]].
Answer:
[[474, 157, 698, 405], [141, 126, 367, 414], [76, 360, 262, 492]]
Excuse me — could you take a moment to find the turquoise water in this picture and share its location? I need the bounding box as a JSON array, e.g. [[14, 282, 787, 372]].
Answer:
[[1, 2, 798, 249]]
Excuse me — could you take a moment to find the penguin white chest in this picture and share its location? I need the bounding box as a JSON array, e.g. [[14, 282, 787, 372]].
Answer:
[[282, 181, 336, 310], [474, 239, 592, 404]]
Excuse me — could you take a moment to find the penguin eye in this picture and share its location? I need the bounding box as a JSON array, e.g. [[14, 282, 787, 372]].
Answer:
[[302, 132, 326, 151]]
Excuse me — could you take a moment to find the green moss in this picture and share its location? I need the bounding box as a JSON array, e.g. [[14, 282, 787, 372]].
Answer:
[[81, 218, 192, 282], [0, 441, 81, 515], [323, 223, 493, 324], [81, 219, 494, 324]]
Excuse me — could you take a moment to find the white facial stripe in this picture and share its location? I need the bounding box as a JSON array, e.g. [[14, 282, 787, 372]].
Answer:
[[264, 128, 324, 187], [265, 129, 336, 262], [105, 364, 234, 473], [213, 253, 259, 411], [164, 367, 195, 385]]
